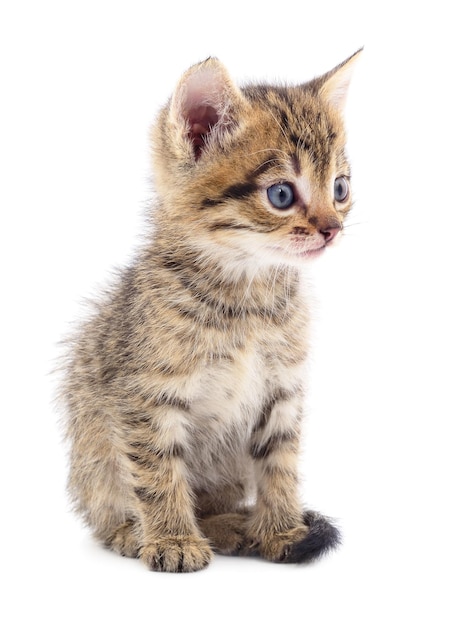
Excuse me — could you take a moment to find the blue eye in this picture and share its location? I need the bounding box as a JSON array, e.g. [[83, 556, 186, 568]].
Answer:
[[334, 176, 349, 202], [267, 183, 294, 210]]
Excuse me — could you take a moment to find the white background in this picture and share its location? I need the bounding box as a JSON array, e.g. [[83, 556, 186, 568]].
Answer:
[[1, 1, 452, 624]]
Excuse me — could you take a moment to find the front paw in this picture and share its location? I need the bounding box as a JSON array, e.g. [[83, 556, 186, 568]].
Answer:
[[140, 535, 213, 573], [244, 511, 341, 563], [244, 525, 310, 562]]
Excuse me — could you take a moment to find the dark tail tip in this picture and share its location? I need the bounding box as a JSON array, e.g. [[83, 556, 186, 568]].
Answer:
[[282, 510, 342, 564]]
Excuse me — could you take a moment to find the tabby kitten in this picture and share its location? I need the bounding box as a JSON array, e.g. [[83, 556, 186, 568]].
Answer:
[[61, 50, 361, 572]]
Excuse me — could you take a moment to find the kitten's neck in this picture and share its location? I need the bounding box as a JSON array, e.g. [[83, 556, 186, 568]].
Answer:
[[147, 238, 301, 311]]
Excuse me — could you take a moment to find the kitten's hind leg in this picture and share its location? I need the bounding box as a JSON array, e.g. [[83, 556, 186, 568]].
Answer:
[[198, 512, 249, 555], [196, 483, 250, 555], [102, 518, 142, 558]]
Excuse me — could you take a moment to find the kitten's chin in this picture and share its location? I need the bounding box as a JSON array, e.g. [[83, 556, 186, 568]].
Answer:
[[268, 244, 326, 264]]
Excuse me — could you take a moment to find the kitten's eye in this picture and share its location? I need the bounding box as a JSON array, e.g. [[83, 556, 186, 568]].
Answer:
[[334, 177, 349, 203], [267, 183, 295, 210]]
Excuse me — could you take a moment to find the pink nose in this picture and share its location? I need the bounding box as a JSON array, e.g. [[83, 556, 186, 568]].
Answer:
[[320, 226, 341, 243]]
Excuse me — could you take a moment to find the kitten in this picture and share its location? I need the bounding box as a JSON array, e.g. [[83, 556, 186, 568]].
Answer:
[[60, 50, 361, 572]]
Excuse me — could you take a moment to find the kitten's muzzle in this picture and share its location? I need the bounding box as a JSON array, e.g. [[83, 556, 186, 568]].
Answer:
[[291, 218, 341, 244]]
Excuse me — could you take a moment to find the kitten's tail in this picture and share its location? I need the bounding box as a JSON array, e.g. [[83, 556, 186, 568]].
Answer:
[[283, 510, 342, 563]]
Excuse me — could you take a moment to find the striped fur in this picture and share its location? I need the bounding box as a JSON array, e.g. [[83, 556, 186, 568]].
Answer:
[[59, 51, 361, 572]]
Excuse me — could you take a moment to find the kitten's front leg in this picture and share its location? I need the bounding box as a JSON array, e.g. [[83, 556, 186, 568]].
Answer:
[[124, 407, 212, 573], [245, 392, 340, 563]]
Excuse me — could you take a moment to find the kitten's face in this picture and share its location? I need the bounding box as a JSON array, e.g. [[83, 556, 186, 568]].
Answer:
[[152, 54, 360, 273]]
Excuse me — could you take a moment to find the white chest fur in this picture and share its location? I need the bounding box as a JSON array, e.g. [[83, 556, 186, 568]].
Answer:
[[179, 323, 305, 491]]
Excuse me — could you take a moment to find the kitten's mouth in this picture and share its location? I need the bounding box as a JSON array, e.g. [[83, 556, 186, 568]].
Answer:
[[295, 246, 326, 259], [269, 243, 326, 260]]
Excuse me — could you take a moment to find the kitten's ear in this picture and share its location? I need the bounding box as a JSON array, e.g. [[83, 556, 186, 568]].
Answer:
[[318, 48, 363, 113], [169, 58, 246, 159]]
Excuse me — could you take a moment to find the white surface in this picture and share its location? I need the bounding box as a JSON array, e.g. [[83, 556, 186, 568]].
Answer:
[[1, 1, 452, 624]]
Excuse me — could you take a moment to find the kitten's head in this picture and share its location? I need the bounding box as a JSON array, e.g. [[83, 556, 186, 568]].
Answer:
[[151, 51, 361, 273]]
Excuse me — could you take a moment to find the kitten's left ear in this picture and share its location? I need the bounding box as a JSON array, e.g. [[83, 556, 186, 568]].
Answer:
[[318, 48, 363, 113], [169, 57, 246, 160]]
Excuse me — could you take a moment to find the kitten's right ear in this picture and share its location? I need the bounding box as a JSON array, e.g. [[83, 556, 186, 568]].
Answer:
[[317, 48, 363, 114], [169, 58, 246, 160]]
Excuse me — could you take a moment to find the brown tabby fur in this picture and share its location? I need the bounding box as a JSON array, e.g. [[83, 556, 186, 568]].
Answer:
[[60, 51, 361, 572]]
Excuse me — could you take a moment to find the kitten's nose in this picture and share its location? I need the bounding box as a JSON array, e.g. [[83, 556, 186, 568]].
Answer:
[[320, 226, 341, 243]]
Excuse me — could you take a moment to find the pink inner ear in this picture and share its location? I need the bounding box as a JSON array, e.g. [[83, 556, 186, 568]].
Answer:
[[187, 105, 220, 159]]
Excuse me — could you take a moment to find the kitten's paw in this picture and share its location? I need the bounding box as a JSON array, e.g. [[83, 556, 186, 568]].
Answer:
[[140, 535, 213, 573], [245, 511, 341, 563], [246, 525, 310, 562], [198, 513, 249, 555], [104, 519, 141, 558]]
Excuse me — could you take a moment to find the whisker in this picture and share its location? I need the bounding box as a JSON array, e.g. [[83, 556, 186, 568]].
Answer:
[[342, 221, 365, 230]]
